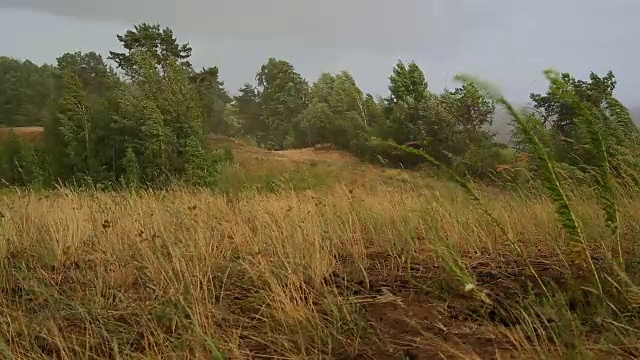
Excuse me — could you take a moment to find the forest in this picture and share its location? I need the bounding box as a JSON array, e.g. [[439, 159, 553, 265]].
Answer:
[[0, 23, 639, 359]]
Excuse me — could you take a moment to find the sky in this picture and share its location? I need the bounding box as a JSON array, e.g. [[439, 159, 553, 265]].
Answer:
[[0, 0, 638, 105]]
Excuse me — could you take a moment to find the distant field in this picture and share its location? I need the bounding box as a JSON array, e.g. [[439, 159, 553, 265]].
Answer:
[[0, 126, 45, 143]]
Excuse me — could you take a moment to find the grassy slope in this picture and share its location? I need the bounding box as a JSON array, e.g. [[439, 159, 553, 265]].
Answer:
[[0, 131, 639, 359]]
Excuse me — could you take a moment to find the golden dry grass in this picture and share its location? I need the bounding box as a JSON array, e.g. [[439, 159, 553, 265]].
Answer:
[[0, 131, 639, 358], [0, 126, 45, 143], [0, 177, 639, 359]]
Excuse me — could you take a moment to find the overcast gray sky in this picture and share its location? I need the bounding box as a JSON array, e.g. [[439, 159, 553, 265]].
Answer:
[[0, 0, 638, 105]]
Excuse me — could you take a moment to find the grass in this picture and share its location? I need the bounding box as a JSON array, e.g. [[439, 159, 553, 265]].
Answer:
[[1, 90, 640, 358], [0, 164, 639, 358]]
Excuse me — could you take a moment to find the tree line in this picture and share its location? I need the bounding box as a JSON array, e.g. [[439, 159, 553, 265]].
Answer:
[[1, 23, 638, 189]]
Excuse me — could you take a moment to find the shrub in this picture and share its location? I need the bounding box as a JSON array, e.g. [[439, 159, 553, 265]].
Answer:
[[352, 137, 425, 169], [0, 130, 51, 188]]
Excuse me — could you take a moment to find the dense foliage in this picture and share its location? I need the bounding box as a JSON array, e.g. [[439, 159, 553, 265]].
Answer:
[[0, 24, 231, 189], [1, 23, 639, 189]]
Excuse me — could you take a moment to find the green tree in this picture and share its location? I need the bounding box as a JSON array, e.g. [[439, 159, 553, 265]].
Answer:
[[0, 24, 230, 189], [56, 51, 120, 105], [300, 71, 368, 149], [234, 83, 263, 137], [517, 70, 640, 181], [55, 52, 122, 177], [114, 49, 219, 187], [0, 57, 55, 127], [0, 129, 49, 187], [440, 83, 496, 155], [116, 53, 172, 185], [108, 25, 222, 187], [362, 93, 387, 135], [121, 145, 140, 188], [256, 58, 310, 149], [428, 83, 502, 177], [189, 66, 232, 134], [526, 71, 639, 168], [108, 23, 193, 78], [386, 60, 429, 111], [384, 60, 432, 145], [48, 69, 95, 181]]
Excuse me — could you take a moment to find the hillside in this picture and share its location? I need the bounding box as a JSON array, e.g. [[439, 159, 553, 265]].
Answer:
[[0, 126, 359, 166], [208, 134, 360, 165], [0, 126, 414, 192], [1, 127, 639, 358]]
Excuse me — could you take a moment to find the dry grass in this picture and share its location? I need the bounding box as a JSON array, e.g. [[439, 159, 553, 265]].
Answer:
[[0, 132, 639, 359], [0, 126, 45, 143], [0, 178, 639, 359]]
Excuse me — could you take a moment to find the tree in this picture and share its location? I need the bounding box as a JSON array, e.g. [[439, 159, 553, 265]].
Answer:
[[527, 70, 639, 168], [256, 58, 310, 149], [362, 93, 387, 134], [108, 23, 193, 78], [55, 51, 119, 106], [0, 57, 55, 127], [386, 60, 429, 111], [106, 25, 225, 187], [440, 83, 496, 155], [0, 23, 232, 189], [429, 83, 500, 177], [234, 83, 263, 137], [121, 50, 216, 186], [189, 66, 232, 134], [300, 71, 368, 150], [48, 69, 94, 181], [0, 129, 48, 187], [384, 60, 432, 145]]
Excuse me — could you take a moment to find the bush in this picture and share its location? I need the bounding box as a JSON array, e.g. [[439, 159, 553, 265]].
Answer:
[[352, 137, 425, 169], [452, 144, 519, 181], [0, 130, 52, 188]]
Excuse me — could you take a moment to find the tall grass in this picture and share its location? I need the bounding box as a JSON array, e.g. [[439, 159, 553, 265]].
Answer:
[[450, 71, 639, 357], [0, 171, 639, 358], [0, 71, 639, 358]]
